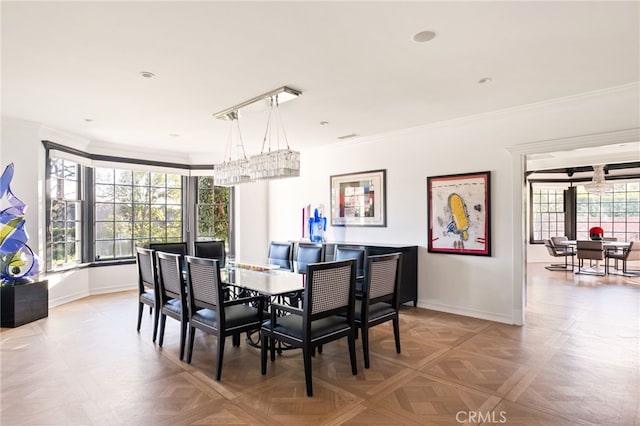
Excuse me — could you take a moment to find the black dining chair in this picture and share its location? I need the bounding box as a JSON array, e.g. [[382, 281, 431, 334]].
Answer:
[[184, 256, 264, 380], [335, 245, 367, 292], [294, 243, 324, 273], [136, 247, 160, 341], [260, 259, 358, 397], [268, 241, 293, 269], [149, 242, 188, 257], [355, 253, 402, 369], [156, 251, 188, 360], [194, 240, 226, 267]]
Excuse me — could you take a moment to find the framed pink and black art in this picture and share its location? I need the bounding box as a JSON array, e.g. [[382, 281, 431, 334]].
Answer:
[[330, 169, 386, 227]]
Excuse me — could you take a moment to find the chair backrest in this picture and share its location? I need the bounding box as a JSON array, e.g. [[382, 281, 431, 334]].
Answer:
[[603, 237, 617, 242], [268, 241, 293, 268], [335, 246, 367, 275], [149, 242, 188, 257], [294, 243, 324, 272], [304, 259, 356, 322], [156, 251, 186, 303], [543, 240, 557, 257], [364, 253, 402, 307], [576, 240, 604, 261], [625, 241, 640, 261], [136, 247, 157, 293], [185, 256, 224, 321], [194, 240, 226, 267], [550, 236, 569, 247]]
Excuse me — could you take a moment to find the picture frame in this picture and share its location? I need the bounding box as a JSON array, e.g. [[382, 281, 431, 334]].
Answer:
[[330, 169, 386, 227], [427, 171, 491, 256]]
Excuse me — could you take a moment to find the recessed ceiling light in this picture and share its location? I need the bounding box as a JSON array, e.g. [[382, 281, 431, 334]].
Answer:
[[412, 30, 436, 43], [478, 77, 493, 84], [320, 121, 329, 126], [140, 71, 155, 78], [84, 118, 93, 122], [169, 133, 180, 137]]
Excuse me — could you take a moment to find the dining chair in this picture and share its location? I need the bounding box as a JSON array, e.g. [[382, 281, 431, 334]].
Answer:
[[136, 247, 160, 341], [268, 241, 293, 269], [543, 239, 575, 271], [194, 240, 226, 267], [355, 253, 402, 369], [156, 251, 188, 360], [550, 236, 570, 247], [260, 259, 358, 397], [605, 241, 640, 276], [575, 240, 605, 276], [184, 256, 264, 380], [335, 245, 367, 292], [149, 242, 188, 257], [294, 243, 324, 273]]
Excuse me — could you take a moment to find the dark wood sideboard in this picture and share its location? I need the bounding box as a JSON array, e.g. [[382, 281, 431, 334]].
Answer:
[[324, 243, 418, 307], [1, 279, 49, 327]]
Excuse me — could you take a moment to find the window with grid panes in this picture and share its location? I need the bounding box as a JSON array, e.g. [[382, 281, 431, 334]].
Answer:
[[530, 184, 565, 242], [576, 180, 640, 241], [94, 168, 182, 260], [48, 158, 82, 269], [196, 177, 230, 249]]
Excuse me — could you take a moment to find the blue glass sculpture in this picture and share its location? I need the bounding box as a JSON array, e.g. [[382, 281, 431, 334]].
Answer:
[[308, 207, 327, 243], [0, 163, 40, 283]]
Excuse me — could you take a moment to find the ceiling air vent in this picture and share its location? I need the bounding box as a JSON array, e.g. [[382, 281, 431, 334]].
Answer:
[[337, 133, 359, 140]]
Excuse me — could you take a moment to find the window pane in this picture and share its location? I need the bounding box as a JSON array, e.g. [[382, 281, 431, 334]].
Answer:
[[48, 159, 192, 266], [47, 157, 83, 270], [95, 203, 114, 221], [95, 241, 114, 259], [95, 184, 114, 202]]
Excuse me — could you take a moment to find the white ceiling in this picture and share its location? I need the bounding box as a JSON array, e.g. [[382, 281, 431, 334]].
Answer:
[[2, 1, 639, 164]]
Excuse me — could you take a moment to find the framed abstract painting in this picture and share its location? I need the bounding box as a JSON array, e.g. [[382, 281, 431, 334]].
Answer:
[[427, 171, 491, 256], [330, 169, 386, 227]]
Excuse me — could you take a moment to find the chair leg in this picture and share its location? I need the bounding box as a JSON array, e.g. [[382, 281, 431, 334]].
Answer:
[[348, 334, 357, 376], [270, 335, 276, 362], [137, 302, 144, 331], [362, 325, 370, 369], [232, 333, 240, 347], [152, 308, 159, 342], [186, 326, 196, 364], [149, 306, 153, 315], [392, 316, 401, 354], [179, 320, 187, 361], [158, 315, 167, 347], [303, 346, 313, 397], [261, 335, 268, 375], [215, 335, 225, 381]]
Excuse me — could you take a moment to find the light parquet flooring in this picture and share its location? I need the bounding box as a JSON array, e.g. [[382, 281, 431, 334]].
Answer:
[[1, 263, 638, 425]]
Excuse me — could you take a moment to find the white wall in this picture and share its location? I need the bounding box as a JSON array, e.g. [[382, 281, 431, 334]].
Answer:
[[2, 84, 639, 318], [265, 84, 640, 325]]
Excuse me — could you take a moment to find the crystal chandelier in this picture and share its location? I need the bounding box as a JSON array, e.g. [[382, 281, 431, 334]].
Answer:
[[213, 111, 252, 186], [212, 86, 301, 185], [583, 164, 613, 194], [249, 95, 300, 180]]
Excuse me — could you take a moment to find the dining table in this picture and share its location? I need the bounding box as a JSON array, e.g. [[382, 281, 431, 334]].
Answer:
[[555, 240, 631, 274]]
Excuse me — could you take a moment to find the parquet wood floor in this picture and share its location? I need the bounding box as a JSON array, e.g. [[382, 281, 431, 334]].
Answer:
[[1, 263, 638, 425]]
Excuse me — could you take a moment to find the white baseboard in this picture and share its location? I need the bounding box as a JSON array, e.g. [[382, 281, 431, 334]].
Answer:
[[416, 300, 519, 325]]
